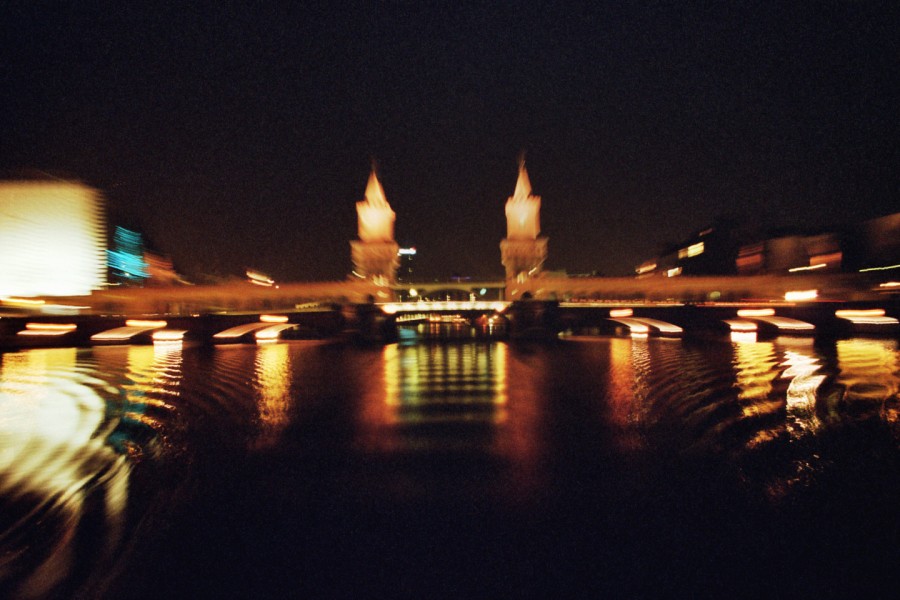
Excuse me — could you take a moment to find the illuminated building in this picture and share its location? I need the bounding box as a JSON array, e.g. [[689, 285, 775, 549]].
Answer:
[[0, 180, 106, 296], [395, 247, 418, 301], [737, 232, 842, 275], [397, 246, 416, 282], [107, 226, 150, 285], [500, 158, 548, 282], [350, 168, 399, 285], [636, 221, 740, 277], [735, 212, 898, 275]]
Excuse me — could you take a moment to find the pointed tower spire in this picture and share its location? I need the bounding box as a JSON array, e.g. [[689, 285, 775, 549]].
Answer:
[[514, 154, 532, 200], [356, 163, 395, 243], [364, 165, 389, 208]]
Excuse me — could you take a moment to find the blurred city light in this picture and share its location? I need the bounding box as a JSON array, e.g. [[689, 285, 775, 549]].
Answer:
[[0, 181, 106, 296], [107, 226, 149, 284], [17, 323, 78, 336], [784, 290, 818, 302], [737, 308, 776, 317], [125, 319, 167, 328], [835, 309, 898, 325], [152, 330, 186, 342], [247, 270, 275, 287], [259, 314, 289, 323], [788, 263, 827, 273], [860, 263, 900, 273], [677, 242, 705, 259]]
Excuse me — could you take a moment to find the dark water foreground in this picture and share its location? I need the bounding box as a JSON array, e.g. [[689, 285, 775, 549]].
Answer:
[[1, 334, 899, 599]]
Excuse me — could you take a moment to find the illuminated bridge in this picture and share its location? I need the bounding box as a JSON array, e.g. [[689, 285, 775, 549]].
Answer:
[[2, 298, 898, 349], [2, 162, 897, 342], [380, 300, 509, 315]]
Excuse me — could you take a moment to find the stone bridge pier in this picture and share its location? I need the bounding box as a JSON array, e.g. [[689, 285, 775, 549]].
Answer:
[[505, 300, 562, 340]]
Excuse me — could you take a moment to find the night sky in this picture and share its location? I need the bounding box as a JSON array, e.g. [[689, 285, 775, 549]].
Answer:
[[3, 2, 898, 282]]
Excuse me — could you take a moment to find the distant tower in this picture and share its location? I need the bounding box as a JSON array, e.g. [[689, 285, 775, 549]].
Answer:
[[500, 158, 548, 282], [397, 246, 416, 282], [350, 167, 399, 285]]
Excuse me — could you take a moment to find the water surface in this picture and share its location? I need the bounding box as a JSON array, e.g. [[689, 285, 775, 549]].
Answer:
[[1, 335, 899, 598]]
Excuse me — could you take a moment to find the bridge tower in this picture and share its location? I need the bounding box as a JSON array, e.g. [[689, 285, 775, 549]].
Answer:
[[350, 167, 399, 286], [500, 158, 548, 282]]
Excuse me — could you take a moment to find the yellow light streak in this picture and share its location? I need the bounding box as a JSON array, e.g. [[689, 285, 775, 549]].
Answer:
[[125, 319, 167, 328], [2, 296, 46, 306], [784, 290, 818, 302], [788, 263, 827, 273], [152, 330, 186, 341], [259, 314, 289, 323], [25, 322, 77, 331], [737, 308, 775, 317], [835, 308, 898, 325], [635, 262, 657, 274], [860, 263, 900, 273], [609, 308, 633, 318], [835, 309, 885, 318], [18, 322, 78, 336]]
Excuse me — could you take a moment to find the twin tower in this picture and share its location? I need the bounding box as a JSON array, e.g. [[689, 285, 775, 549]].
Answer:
[[350, 159, 548, 285]]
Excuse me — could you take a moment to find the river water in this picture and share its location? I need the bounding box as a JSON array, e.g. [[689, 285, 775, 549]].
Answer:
[[1, 330, 899, 598]]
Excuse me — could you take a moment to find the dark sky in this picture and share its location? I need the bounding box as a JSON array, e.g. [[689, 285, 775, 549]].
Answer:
[[3, 2, 898, 281]]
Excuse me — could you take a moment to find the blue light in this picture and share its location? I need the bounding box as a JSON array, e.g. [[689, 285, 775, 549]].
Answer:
[[108, 227, 149, 281]]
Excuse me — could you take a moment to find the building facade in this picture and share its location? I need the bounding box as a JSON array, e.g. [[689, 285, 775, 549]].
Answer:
[[0, 179, 107, 296]]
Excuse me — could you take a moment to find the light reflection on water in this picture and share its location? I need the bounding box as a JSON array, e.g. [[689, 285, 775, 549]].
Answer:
[[0, 335, 899, 597], [0, 345, 183, 599], [0, 348, 110, 599], [381, 343, 507, 419], [781, 342, 825, 437], [252, 343, 292, 447], [834, 338, 900, 419], [355, 342, 542, 488]]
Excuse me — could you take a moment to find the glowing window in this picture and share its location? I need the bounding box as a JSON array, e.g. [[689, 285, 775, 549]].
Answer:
[[678, 242, 705, 259]]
